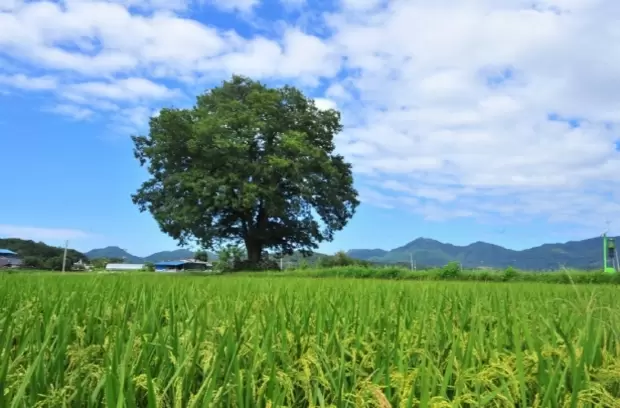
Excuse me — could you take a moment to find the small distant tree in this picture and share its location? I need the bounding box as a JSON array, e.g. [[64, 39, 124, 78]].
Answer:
[[143, 262, 155, 272], [214, 245, 245, 272], [23, 256, 44, 269], [440, 261, 461, 279], [194, 250, 209, 262], [91, 258, 109, 269], [503, 266, 518, 281], [45, 256, 67, 271], [317, 251, 370, 268]]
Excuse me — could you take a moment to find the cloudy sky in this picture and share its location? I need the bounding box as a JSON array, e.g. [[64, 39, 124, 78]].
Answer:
[[1, 0, 620, 255]]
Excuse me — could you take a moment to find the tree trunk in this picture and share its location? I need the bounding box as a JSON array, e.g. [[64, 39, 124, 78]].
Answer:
[[245, 238, 263, 266]]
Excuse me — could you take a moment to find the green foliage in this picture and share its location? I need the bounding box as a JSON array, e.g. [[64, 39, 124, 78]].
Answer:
[[194, 250, 209, 262], [213, 244, 244, 272], [44, 256, 66, 271], [0, 238, 86, 270], [316, 250, 371, 268], [131, 75, 359, 266], [275, 265, 620, 285], [143, 262, 155, 272], [503, 265, 519, 281], [440, 261, 461, 279], [90, 258, 108, 269], [2, 274, 620, 406], [22, 256, 44, 269]]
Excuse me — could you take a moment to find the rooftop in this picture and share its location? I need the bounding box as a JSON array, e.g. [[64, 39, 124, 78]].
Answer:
[[0, 249, 17, 255], [155, 259, 211, 266], [154, 261, 186, 266]]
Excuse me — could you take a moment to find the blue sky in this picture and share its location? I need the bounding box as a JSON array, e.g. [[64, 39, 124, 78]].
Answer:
[[2, 0, 620, 256]]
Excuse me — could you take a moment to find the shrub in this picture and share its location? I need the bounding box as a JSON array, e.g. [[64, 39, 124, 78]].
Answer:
[[440, 261, 461, 279], [503, 266, 518, 281]]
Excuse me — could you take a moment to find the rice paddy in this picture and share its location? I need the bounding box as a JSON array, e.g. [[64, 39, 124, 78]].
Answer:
[[1, 273, 620, 407]]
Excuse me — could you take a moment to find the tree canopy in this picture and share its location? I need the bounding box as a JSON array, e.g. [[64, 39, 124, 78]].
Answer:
[[132, 75, 359, 265]]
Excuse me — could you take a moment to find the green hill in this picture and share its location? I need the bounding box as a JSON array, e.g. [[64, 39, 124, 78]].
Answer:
[[347, 237, 609, 270], [0, 238, 87, 269]]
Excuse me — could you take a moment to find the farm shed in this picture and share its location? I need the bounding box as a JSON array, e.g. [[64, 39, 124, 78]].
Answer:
[[105, 263, 144, 271], [155, 260, 211, 272], [0, 249, 22, 267]]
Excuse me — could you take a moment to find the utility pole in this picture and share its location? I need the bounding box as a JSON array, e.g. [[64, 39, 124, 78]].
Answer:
[[409, 253, 414, 271], [61, 240, 68, 273], [280, 257, 283, 270]]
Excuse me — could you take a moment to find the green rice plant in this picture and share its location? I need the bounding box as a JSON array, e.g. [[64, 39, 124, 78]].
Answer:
[[1, 274, 620, 407]]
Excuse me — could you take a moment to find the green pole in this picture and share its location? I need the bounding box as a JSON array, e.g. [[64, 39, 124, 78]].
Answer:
[[603, 234, 608, 271], [604, 234, 616, 274]]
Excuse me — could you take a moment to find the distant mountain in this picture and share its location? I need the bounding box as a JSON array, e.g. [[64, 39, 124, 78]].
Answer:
[[85, 247, 215, 263], [144, 249, 195, 263], [347, 249, 388, 260], [347, 237, 611, 270], [85, 246, 143, 263]]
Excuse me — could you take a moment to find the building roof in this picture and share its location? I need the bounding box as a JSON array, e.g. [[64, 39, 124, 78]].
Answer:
[[155, 261, 186, 266], [105, 263, 145, 270], [0, 249, 17, 255], [155, 259, 212, 266]]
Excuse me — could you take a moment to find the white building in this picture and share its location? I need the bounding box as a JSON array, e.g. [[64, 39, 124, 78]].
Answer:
[[105, 263, 145, 271]]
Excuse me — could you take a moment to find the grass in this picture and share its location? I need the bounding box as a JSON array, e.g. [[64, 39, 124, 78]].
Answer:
[[274, 265, 620, 285], [1, 273, 620, 407]]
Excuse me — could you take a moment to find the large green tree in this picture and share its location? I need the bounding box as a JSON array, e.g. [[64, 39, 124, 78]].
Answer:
[[132, 75, 359, 265]]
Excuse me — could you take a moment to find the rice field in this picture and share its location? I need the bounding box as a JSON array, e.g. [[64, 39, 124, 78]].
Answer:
[[1, 273, 620, 407]]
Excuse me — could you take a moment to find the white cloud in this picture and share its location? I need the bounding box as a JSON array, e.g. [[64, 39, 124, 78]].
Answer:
[[63, 78, 180, 102], [0, 73, 57, 90], [323, 0, 620, 231], [0, 1, 335, 79], [314, 97, 337, 111], [0, 224, 90, 241], [45, 103, 94, 120], [340, 0, 382, 12]]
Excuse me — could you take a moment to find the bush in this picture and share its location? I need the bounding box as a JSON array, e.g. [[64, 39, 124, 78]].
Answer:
[[316, 251, 371, 268], [440, 261, 461, 279], [503, 266, 518, 281], [233, 259, 280, 272]]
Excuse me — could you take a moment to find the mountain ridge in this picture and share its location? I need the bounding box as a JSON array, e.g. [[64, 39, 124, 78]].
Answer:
[[346, 236, 611, 269], [84, 246, 199, 263]]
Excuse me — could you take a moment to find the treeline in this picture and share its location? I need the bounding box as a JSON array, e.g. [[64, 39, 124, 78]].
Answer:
[[212, 247, 371, 272], [0, 238, 87, 270], [278, 263, 620, 285]]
